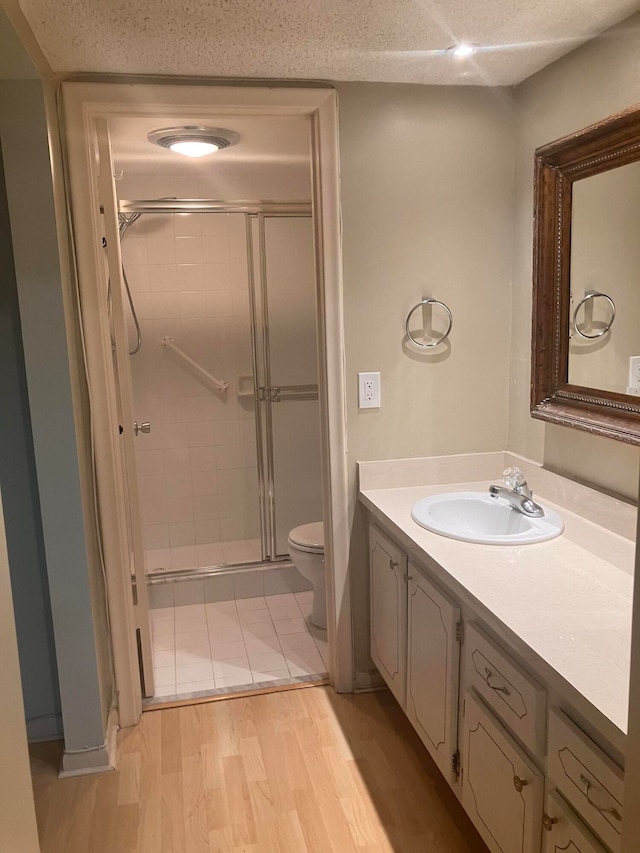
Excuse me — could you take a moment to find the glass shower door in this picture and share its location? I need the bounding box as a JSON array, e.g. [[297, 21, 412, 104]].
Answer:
[[251, 215, 323, 559]]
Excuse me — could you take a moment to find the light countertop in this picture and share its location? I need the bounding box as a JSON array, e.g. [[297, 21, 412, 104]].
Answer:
[[360, 475, 635, 742]]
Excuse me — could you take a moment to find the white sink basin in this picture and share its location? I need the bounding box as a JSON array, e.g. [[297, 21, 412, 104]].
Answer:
[[411, 491, 564, 545]]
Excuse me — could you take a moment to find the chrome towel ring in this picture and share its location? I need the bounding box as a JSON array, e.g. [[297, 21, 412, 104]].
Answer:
[[572, 290, 616, 340], [405, 297, 453, 348]]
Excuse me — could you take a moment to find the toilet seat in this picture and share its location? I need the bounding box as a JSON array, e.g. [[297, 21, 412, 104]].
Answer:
[[288, 522, 324, 553]]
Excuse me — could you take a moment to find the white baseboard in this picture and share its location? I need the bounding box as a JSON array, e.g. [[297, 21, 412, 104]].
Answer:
[[59, 708, 118, 778]]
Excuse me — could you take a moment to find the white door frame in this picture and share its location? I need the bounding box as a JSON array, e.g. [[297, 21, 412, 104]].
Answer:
[[61, 81, 351, 724], [95, 117, 155, 698]]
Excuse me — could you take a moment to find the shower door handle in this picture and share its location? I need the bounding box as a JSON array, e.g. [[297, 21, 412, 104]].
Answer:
[[259, 384, 319, 402], [133, 421, 151, 436]]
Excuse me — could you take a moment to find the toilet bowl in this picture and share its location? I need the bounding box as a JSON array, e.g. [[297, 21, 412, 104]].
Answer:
[[287, 522, 326, 629]]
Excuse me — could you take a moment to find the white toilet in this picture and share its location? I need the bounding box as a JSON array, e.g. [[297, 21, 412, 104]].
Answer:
[[287, 522, 326, 629]]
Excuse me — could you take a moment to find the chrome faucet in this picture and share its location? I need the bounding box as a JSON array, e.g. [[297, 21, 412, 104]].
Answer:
[[489, 467, 545, 518]]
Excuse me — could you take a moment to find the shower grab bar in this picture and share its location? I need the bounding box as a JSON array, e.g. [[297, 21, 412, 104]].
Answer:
[[161, 336, 229, 392]]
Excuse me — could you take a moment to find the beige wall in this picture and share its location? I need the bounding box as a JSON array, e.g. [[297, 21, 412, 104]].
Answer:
[[336, 82, 516, 680], [510, 13, 640, 501], [569, 162, 640, 395]]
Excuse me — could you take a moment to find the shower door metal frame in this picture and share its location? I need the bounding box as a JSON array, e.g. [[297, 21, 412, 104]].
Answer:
[[118, 199, 311, 215], [116, 200, 315, 566], [247, 211, 319, 563]]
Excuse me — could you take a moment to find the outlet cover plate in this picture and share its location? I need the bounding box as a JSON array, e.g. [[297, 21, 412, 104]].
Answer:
[[358, 372, 381, 409], [629, 356, 640, 388]]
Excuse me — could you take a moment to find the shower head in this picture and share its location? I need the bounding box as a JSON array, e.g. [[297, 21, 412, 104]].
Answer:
[[118, 198, 177, 237], [118, 212, 141, 237]]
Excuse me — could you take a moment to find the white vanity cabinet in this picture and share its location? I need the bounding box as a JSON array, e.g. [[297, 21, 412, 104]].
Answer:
[[465, 622, 547, 756], [547, 708, 624, 853], [365, 516, 625, 853], [542, 790, 607, 853], [369, 525, 408, 707], [406, 567, 461, 783], [462, 690, 544, 853]]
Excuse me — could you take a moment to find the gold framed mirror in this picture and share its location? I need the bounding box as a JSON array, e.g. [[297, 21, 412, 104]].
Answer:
[[531, 104, 640, 445]]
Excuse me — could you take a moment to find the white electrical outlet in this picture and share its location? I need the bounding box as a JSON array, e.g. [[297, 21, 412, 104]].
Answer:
[[358, 372, 381, 409], [629, 356, 640, 388]]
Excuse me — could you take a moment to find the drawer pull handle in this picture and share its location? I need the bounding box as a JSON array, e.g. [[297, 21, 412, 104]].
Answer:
[[580, 774, 622, 822], [513, 775, 527, 793], [389, 560, 399, 570], [543, 814, 558, 831], [484, 667, 511, 696]]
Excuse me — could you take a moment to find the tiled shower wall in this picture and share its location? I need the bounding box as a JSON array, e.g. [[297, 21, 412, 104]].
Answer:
[[121, 211, 261, 571]]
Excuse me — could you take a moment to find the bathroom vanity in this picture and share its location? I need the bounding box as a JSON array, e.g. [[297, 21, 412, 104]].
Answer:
[[359, 452, 635, 853]]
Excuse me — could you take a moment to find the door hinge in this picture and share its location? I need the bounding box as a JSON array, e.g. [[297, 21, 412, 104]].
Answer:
[[455, 620, 464, 644], [452, 749, 461, 780]]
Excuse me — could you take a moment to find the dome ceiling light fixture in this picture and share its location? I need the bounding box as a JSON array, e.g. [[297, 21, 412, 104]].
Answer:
[[147, 126, 240, 158]]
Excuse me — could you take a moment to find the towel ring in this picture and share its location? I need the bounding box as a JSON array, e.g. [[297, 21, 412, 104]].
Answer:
[[405, 298, 453, 348], [572, 291, 616, 339]]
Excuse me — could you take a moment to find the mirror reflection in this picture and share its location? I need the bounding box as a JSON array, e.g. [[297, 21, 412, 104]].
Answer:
[[568, 161, 640, 395]]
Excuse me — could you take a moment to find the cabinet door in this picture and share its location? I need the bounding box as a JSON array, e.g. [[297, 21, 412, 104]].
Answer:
[[462, 691, 544, 853], [369, 525, 407, 707], [543, 790, 606, 853], [406, 568, 461, 784], [548, 708, 623, 853]]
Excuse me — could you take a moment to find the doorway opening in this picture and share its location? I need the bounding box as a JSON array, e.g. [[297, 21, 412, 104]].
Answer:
[[62, 84, 349, 718]]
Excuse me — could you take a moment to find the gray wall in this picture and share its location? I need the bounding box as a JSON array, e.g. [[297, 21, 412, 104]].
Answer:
[[0, 76, 108, 750], [0, 9, 111, 753], [0, 139, 61, 740]]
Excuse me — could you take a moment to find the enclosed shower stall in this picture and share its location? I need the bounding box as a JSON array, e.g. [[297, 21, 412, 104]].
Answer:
[[113, 196, 329, 698], [58, 101, 334, 701], [117, 199, 323, 581]]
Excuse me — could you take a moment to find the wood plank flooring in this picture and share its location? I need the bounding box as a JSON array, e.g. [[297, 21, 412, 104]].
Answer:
[[30, 686, 488, 852]]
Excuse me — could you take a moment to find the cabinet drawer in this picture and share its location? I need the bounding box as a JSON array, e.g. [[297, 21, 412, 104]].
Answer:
[[462, 690, 544, 853], [548, 707, 623, 853], [543, 790, 606, 853], [465, 622, 546, 755]]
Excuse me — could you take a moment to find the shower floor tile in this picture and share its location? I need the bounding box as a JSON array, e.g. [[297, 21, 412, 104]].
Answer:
[[150, 591, 327, 700]]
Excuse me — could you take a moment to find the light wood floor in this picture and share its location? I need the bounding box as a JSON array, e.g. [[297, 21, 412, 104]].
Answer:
[[30, 686, 488, 852]]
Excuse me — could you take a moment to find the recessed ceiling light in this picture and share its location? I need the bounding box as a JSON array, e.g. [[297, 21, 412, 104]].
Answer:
[[147, 126, 240, 158], [448, 43, 478, 58]]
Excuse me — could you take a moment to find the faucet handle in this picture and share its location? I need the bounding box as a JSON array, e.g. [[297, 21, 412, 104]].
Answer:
[[503, 467, 526, 490]]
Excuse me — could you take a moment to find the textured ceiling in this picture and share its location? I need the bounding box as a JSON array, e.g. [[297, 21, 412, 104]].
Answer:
[[17, 0, 640, 86]]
